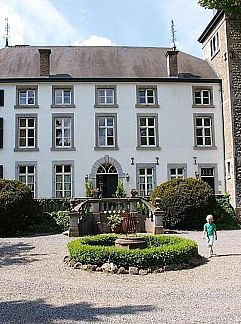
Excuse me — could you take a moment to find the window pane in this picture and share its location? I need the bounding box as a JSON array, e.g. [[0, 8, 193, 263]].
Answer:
[[204, 118, 211, 126], [149, 137, 155, 145], [148, 118, 154, 126], [98, 118, 105, 126], [19, 166, 26, 174], [28, 166, 34, 173], [196, 118, 202, 126], [28, 119, 35, 127], [197, 137, 203, 145], [56, 166, 62, 173], [140, 118, 146, 126], [107, 118, 113, 126], [107, 137, 114, 145], [64, 165, 71, 173], [19, 119, 26, 127]]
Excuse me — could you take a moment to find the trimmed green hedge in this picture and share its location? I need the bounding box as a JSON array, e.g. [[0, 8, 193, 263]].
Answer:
[[67, 234, 198, 268]]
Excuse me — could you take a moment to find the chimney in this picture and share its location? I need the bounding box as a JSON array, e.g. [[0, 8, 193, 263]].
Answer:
[[166, 49, 179, 77], [38, 49, 51, 76]]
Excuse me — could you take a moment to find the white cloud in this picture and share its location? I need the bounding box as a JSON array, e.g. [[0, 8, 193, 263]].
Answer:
[[0, 0, 83, 47], [73, 35, 115, 46]]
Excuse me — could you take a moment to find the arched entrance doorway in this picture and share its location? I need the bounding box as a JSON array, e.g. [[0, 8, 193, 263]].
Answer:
[[96, 163, 118, 198], [89, 155, 125, 198]]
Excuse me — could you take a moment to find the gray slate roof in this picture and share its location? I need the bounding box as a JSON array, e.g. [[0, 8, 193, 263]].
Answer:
[[0, 46, 218, 80]]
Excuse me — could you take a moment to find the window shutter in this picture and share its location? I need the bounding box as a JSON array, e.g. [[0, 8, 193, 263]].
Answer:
[[0, 90, 4, 107], [0, 165, 3, 179], [0, 118, 3, 148]]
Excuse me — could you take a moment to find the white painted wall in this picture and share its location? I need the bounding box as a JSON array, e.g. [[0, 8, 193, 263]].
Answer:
[[0, 81, 225, 197]]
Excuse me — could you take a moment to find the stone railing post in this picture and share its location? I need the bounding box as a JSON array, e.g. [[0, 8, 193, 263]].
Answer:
[[68, 199, 79, 237], [153, 198, 164, 234]]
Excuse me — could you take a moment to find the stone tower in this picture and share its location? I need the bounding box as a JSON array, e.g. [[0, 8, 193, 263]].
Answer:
[[199, 10, 241, 215]]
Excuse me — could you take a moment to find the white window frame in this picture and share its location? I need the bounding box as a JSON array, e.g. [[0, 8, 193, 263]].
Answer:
[[54, 89, 71, 105], [170, 168, 185, 179], [138, 88, 155, 105], [194, 115, 213, 147], [97, 88, 114, 105], [52, 113, 75, 151], [17, 163, 36, 198], [136, 164, 156, 197], [137, 114, 159, 148], [18, 117, 36, 148], [95, 114, 118, 149], [194, 89, 211, 105], [19, 89, 36, 105], [54, 163, 73, 198]]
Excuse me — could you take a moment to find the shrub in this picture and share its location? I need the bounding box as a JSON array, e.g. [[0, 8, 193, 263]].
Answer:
[[214, 194, 241, 230], [0, 179, 36, 236], [67, 234, 198, 268], [151, 178, 215, 230]]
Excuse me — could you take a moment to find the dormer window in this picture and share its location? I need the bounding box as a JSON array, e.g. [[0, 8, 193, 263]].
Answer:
[[210, 32, 219, 57]]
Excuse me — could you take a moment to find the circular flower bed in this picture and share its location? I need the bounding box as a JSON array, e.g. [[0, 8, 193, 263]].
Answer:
[[67, 234, 198, 269]]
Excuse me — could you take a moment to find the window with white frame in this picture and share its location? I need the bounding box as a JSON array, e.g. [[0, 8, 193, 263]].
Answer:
[[15, 86, 38, 108], [136, 85, 159, 107], [138, 115, 157, 147], [52, 114, 75, 150], [193, 89, 212, 106], [55, 89, 71, 105], [194, 116, 213, 146], [138, 167, 154, 197], [138, 88, 155, 104], [96, 114, 117, 148], [170, 168, 185, 179], [17, 164, 36, 197], [54, 164, 72, 198], [15, 114, 37, 150], [19, 89, 36, 105], [200, 167, 215, 191], [210, 32, 219, 57], [97, 88, 114, 105], [52, 86, 74, 107]]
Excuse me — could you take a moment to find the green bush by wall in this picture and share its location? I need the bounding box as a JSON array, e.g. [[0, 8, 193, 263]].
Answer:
[[0, 179, 36, 236], [151, 178, 215, 230]]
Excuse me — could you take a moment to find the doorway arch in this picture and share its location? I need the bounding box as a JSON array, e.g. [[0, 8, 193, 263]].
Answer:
[[89, 156, 125, 198]]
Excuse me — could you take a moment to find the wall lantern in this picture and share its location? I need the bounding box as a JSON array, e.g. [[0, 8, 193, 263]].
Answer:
[[195, 171, 200, 179], [126, 173, 130, 182], [155, 157, 159, 165], [193, 157, 197, 165], [131, 157, 135, 165], [85, 174, 89, 182]]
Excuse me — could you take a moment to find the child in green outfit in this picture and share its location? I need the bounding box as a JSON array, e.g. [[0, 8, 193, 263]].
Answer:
[[203, 214, 217, 258]]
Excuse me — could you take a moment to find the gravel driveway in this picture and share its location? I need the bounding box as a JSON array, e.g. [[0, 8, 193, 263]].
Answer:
[[0, 230, 241, 324]]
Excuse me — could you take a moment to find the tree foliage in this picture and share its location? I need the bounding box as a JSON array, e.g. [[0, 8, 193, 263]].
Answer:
[[198, 0, 241, 14]]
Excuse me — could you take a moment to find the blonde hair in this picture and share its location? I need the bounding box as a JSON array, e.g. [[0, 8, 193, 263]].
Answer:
[[206, 214, 213, 221]]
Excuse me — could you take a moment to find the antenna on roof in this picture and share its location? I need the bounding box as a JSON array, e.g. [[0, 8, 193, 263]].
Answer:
[[4, 18, 9, 47], [171, 20, 177, 51]]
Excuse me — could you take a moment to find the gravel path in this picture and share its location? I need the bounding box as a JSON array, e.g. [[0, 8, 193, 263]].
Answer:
[[0, 230, 241, 324]]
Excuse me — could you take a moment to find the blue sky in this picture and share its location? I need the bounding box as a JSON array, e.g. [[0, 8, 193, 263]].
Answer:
[[0, 0, 213, 58]]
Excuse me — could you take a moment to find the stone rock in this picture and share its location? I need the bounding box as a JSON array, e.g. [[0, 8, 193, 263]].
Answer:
[[96, 267, 103, 272], [129, 266, 139, 275], [63, 256, 71, 263], [164, 264, 178, 271], [73, 262, 82, 269], [153, 268, 164, 274], [69, 259, 76, 267], [101, 262, 118, 273], [117, 267, 128, 275], [80, 264, 89, 270], [139, 269, 148, 275]]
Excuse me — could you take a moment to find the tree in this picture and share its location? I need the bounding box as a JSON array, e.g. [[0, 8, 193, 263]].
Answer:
[[198, 0, 241, 14]]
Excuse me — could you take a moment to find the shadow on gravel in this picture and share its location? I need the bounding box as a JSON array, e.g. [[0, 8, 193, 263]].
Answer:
[[212, 253, 241, 257], [0, 242, 39, 267], [0, 299, 155, 323]]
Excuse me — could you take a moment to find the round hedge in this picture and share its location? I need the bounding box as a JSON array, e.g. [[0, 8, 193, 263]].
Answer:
[[151, 178, 215, 230], [0, 179, 36, 236], [67, 234, 198, 268]]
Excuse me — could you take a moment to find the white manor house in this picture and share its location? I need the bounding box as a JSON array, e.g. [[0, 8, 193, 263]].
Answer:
[[0, 44, 225, 199]]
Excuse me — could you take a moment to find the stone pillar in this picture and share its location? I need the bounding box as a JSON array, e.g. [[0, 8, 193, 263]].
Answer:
[[69, 211, 79, 237], [153, 198, 164, 234]]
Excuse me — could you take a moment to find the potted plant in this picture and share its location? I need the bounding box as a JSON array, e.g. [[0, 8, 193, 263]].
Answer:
[[91, 187, 100, 198], [114, 181, 126, 198], [106, 213, 123, 233], [130, 189, 138, 197]]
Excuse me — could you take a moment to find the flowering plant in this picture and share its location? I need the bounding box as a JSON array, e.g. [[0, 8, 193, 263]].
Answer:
[[106, 213, 123, 228]]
